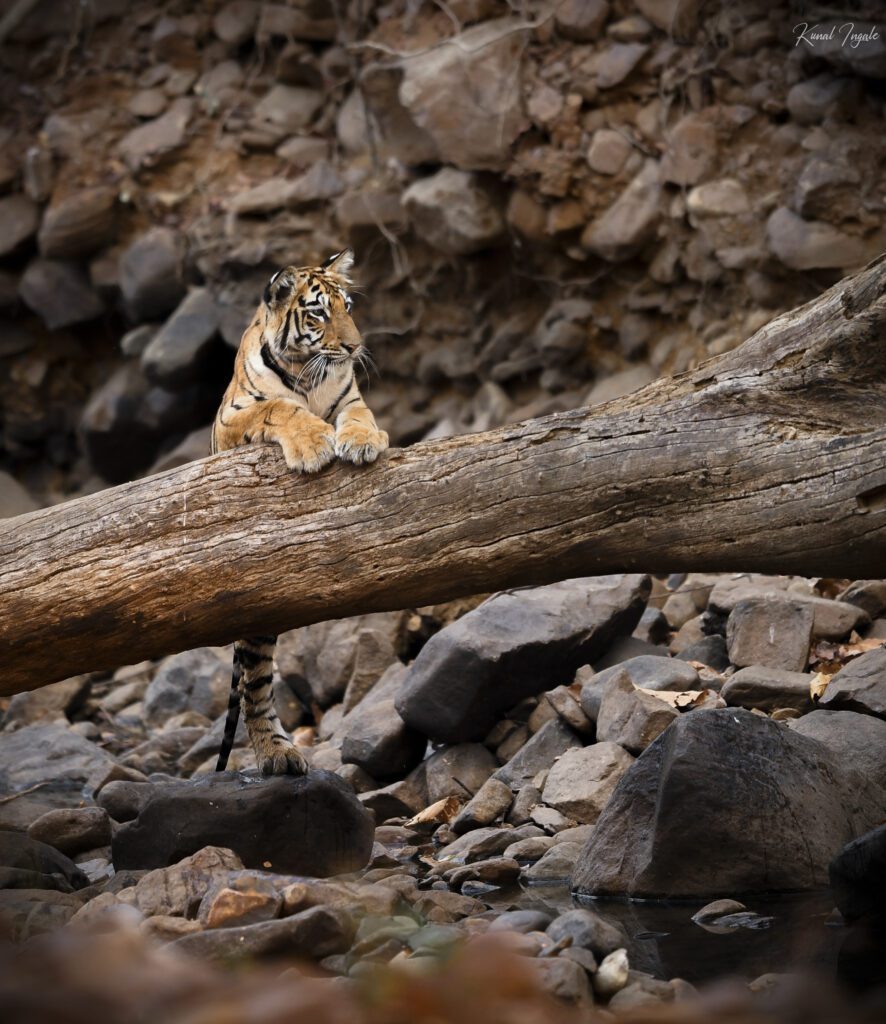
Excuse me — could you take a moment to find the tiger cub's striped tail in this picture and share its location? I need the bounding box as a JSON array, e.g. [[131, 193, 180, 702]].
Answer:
[[215, 635, 277, 772]]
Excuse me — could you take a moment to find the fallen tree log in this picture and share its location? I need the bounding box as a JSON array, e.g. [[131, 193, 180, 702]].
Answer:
[[2, 258, 886, 696]]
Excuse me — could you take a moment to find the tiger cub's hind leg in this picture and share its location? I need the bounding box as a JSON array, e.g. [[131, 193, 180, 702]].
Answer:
[[238, 635, 308, 776]]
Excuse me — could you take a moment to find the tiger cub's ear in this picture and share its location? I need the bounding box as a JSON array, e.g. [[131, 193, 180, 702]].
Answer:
[[321, 249, 354, 279], [263, 267, 295, 307]]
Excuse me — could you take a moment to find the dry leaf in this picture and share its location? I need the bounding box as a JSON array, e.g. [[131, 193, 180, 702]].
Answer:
[[405, 796, 461, 827], [809, 671, 833, 701], [637, 688, 723, 710]]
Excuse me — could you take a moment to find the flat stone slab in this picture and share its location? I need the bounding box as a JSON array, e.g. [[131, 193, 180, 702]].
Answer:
[[111, 769, 374, 876]]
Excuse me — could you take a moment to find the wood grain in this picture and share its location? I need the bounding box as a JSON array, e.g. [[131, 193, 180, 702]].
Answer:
[[1, 258, 885, 695]]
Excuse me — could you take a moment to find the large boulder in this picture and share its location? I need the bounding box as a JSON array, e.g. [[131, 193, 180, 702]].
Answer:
[[819, 646, 886, 719], [399, 18, 527, 171], [790, 710, 886, 791], [112, 770, 374, 876], [829, 824, 886, 923], [396, 575, 651, 744], [572, 709, 884, 898]]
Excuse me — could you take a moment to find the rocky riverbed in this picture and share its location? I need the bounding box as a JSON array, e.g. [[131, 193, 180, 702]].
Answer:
[[2, 571, 885, 1015]]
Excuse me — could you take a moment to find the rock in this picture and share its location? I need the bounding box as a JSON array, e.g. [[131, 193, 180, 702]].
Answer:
[[533, 957, 595, 1006], [687, 179, 750, 217], [0, 832, 89, 893], [488, 908, 553, 933], [424, 744, 498, 803], [572, 709, 883, 898], [121, 845, 243, 917], [19, 259, 104, 329], [675, 635, 730, 671], [766, 207, 871, 271], [96, 780, 153, 823], [691, 898, 747, 924], [838, 581, 886, 620], [140, 288, 220, 389], [122, 727, 208, 776], [112, 770, 374, 876], [143, 647, 230, 728], [396, 575, 650, 744], [253, 84, 322, 134], [120, 324, 156, 357], [277, 135, 329, 167], [0, 888, 85, 941], [0, 194, 39, 256], [661, 113, 716, 186], [27, 807, 112, 857], [607, 654, 699, 692], [399, 18, 527, 171], [819, 647, 886, 719], [595, 43, 648, 89], [340, 699, 426, 780], [495, 718, 583, 790], [402, 168, 505, 256], [790, 710, 886, 793], [200, 877, 282, 929], [119, 227, 185, 320], [554, 0, 608, 41], [437, 824, 542, 864], [541, 743, 634, 823], [128, 88, 167, 118], [596, 673, 679, 753], [118, 97, 194, 169], [547, 908, 627, 958], [581, 160, 662, 261], [829, 824, 886, 923], [451, 777, 513, 833], [37, 186, 116, 258], [3, 675, 90, 728], [523, 841, 583, 881], [794, 157, 860, 221], [708, 581, 869, 640], [595, 948, 629, 996], [544, 685, 594, 736], [726, 598, 813, 672], [786, 73, 854, 124], [213, 0, 259, 44], [721, 666, 814, 712], [444, 856, 521, 892], [0, 472, 39, 518], [0, 724, 117, 832]]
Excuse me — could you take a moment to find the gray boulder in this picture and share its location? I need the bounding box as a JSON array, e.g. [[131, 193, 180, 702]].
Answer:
[[572, 709, 883, 898], [142, 647, 231, 728], [726, 598, 813, 672], [112, 770, 374, 876], [119, 226, 185, 320], [819, 647, 886, 719], [595, 673, 679, 753], [790, 710, 886, 792], [396, 575, 650, 743], [140, 288, 220, 389], [721, 666, 815, 712], [494, 718, 583, 790], [19, 258, 104, 330], [541, 743, 634, 823]]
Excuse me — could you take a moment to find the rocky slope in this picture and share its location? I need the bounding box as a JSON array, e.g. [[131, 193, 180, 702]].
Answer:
[[1, 0, 885, 508]]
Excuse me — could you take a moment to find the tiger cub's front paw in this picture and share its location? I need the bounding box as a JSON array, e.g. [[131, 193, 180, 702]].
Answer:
[[257, 736, 309, 776], [335, 422, 389, 466], [274, 421, 336, 473]]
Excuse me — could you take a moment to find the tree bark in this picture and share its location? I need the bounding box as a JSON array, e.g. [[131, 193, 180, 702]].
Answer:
[[2, 258, 885, 696]]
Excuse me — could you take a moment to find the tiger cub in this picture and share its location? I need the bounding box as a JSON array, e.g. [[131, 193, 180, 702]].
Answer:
[[211, 249, 388, 775]]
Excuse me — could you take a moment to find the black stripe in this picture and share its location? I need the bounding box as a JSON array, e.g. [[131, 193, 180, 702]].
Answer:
[[244, 674, 273, 691], [337, 395, 361, 414], [260, 342, 299, 390], [325, 375, 355, 420], [215, 663, 242, 772]]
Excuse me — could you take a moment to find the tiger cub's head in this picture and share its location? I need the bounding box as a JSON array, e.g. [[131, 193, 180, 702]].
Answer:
[[260, 249, 360, 365]]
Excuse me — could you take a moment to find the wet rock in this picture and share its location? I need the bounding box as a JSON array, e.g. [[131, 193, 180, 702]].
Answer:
[[112, 770, 374, 876], [790, 710, 886, 792], [403, 168, 505, 256], [19, 259, 104, 329], [443, 856, 521, 892], [143, 647, 230, 728], [533, 957, 595, 1006], [397, 575, 650, 744], [119, 227, 185, 320], [581, 160, 662, 261], [340, 699, 426, 780], [0, 194, 39, 256], [726, 598, 813, 672], [399, 18, 527, 171], [721, 666, 814, 712], [661, 113, 716, 185], [37, 186, 116, 258], [27, 807, 112, 857], [495, 718, 583, 790], [141, 288, 220, 389], [691, 898, 747, 924], [595, 673, 678, 753], [554, 0, 608, 41], [766, 207, 871, 272], [0, 832, 89, 893], [0, 724, 117, 832], [451, 777, 513, 833], [572, 709, 883, 898], [547, 907, 627, 958], [3, 675, 91, 728], [541, 743, 633, 823], [819, 647, 886, 719], [829, 823, 886, 923], [119, 97, 194, 170]]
